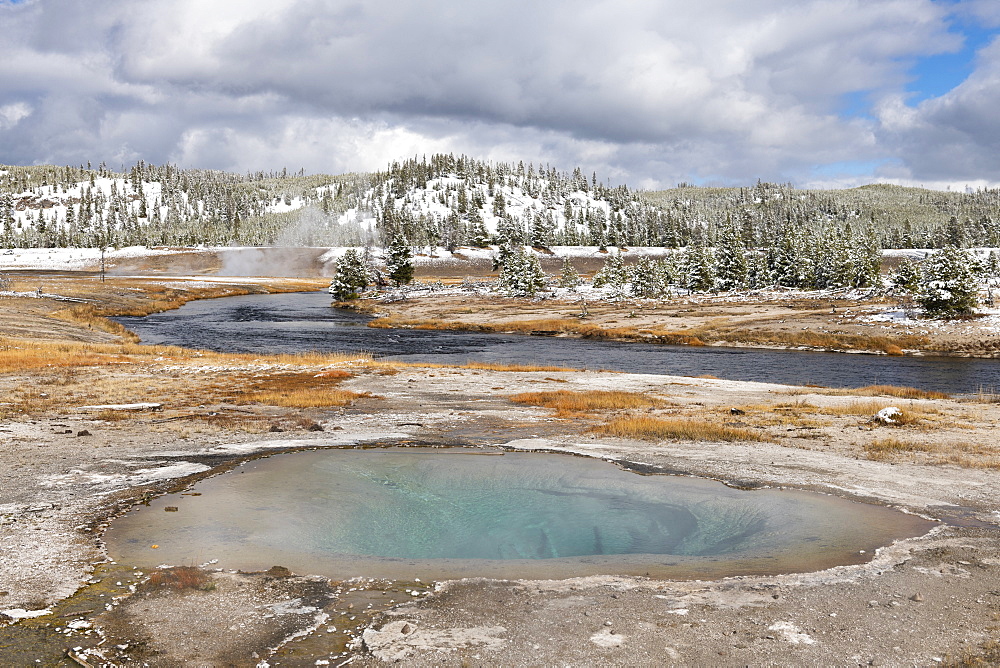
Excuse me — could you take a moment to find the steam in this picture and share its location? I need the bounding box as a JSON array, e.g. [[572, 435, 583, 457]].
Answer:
[[214, 206, 381, 277], [274, 206, 377, 247], [216, 247, 334, 277]]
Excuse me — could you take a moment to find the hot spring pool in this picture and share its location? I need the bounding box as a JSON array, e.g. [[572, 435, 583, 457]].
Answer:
[[104, 448, 934, 580]]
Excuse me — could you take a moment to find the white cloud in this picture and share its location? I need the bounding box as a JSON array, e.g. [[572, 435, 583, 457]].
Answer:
[[0, 102, 31, 129], [0, 0, 996, 188], [875, 35, 1000, 183]]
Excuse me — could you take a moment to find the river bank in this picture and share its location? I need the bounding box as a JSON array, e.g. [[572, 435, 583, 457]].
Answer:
[[1, 266, 999, 665]]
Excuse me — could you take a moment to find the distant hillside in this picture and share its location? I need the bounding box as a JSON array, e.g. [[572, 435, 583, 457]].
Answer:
[[2, 157, 999, 250], [643, 182, 1000, 249]]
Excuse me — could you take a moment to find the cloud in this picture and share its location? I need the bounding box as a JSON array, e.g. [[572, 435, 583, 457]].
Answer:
[[0, 0, 996, 188], [874, 35, 1000, 183]]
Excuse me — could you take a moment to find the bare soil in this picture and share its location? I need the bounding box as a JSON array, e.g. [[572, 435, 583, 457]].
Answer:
[[1, 257, 999, 666]]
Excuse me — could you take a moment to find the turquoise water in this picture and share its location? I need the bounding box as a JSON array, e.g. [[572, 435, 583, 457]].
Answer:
[[105, 449, 934, 580]]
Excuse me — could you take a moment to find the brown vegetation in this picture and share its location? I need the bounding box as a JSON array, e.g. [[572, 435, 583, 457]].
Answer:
[[591, 415, 772, 442], [146, 566, 214, 591], [368, 314, 927, 355], [509, 389, 669, 415], [822, 385, 950, 400], [864, 437, 935, 460]]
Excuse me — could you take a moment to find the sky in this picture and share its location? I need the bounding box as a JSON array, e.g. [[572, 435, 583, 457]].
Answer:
[[1, 0, 999, 190]]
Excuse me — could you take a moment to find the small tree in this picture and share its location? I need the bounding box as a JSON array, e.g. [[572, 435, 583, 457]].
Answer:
[[889, 258, 921, 293], [630, 256, 670, 298], [683, 244, 715, 292], [714, 215, 748, 291], [592, 253, 628, 292], [557, 257, 581, 290], [329, 249, 371, 300], [916, 246, 978, 319], [385, 234, 414, 286], [498, 246, 547, 296]]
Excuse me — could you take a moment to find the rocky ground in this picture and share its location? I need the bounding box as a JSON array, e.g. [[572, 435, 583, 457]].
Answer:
[[1, 255, 999, 666]]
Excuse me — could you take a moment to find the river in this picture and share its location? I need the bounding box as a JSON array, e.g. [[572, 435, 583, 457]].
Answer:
[[113, 291, 1000, 393]]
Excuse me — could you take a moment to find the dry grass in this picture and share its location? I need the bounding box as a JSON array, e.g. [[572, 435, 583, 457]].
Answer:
[[864, 437, 935, 460], [54, 304, 141, 342], [591, 415, 772, 442], [367, 316, 710, 346], [712, 329, 928, 354], [944, 639, 1000, 667], [459, 361, 579, 372], [0, 337, 135, 371], [725, 401, 832, 428], [368, 314, 928, 354], [225, 370, 373, 408], [0, 335, 372, 373], [864, 436, 1000, 469], [822, 384, 950, 400], [509, 390, 669, 415], [248, 387, 372, 408], [371, 359, 581, 373], [817, 400, 930, 425]]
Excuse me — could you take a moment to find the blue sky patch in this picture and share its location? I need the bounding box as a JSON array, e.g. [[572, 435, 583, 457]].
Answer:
[[906, 8, 997, 103]]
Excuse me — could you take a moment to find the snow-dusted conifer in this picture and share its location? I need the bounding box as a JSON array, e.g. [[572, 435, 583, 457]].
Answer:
[[683, 245, 715, 292], [328, 249, 371, 300], [592, 252, 629, 292], [715, 215, 748, 290], [629, 256, 670, 298], [916, 246, 978, 318], [853, 224, 883, 288], [745, 251, 769, 289], [558, 257, 582, 290], [385, 233, 414, 286], [889, 258, 921, 293], [497, 246, 547, 296]]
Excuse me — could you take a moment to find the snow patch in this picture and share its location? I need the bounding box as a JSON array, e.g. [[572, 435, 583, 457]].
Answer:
[[130, 462, 211, 482], [767, 621, 816, 644], [589, 628, 626, 647], [1, 608, 53, 620]]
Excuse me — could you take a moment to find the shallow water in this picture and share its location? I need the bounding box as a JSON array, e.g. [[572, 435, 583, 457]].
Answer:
[[114, 291, 1000, 393], [105, 449, 934, 580]]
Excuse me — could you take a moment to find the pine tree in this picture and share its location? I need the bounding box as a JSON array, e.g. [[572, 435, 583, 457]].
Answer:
[[497, 246, 547, 296], [683, 245, 715, 292], [889, 258, 921, 293], [629, 256, 670, 298], [592, 252, 629, 295], [715, 215, 748, 290], [328, 249, 371, 300], [852, 224, 883, 288], [916, 246, 978, 318], [385, 234, 413, 286], [740, 251, 765, 289], [557, 257, 582, 290]]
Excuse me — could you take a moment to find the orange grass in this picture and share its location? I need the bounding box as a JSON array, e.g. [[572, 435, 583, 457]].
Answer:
[[591, 415, 772, 442], [0, 335, 372, 372], [368, 316, 709, 346], [369, 359, 580, 373], [0, 338, 134, 371], [864, 437, 934, 460], [369, 314, 928, 353], [248, 387, 372, 408], [823, 384, 950, 400], [713, 329, 927, 354], [818, 401, 930, 424], [510, 389, 668, 415]]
